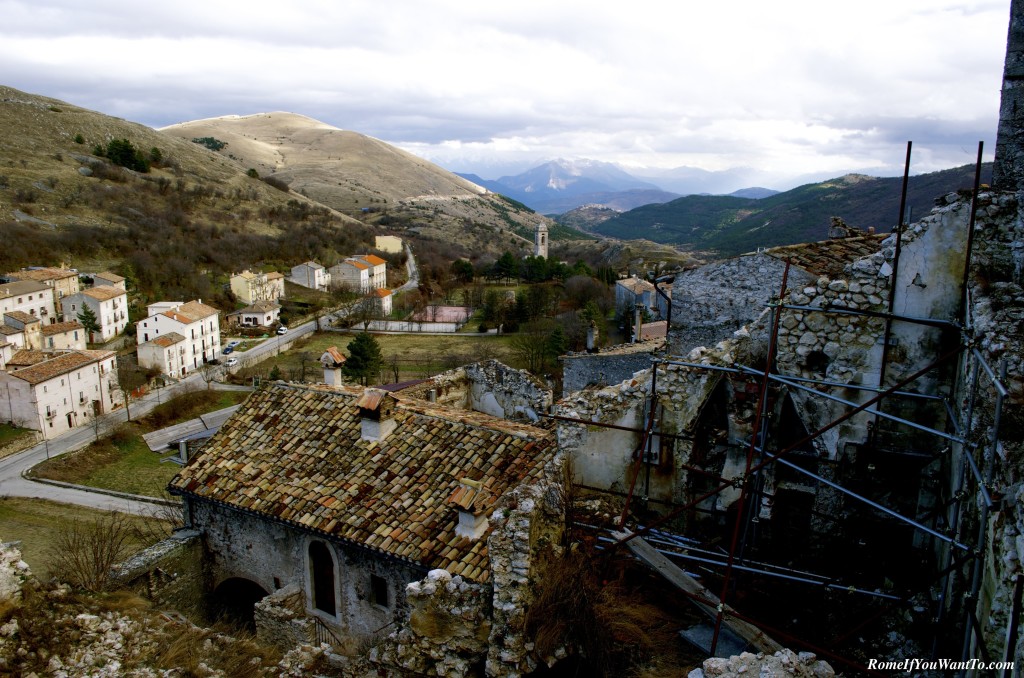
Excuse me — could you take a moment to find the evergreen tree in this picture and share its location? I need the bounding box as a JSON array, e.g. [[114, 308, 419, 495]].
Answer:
[[344, 332, 383, 386], [77, 305, 100, 341]]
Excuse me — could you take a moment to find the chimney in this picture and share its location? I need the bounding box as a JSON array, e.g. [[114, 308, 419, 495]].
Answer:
[[633, 306, 643, 343], [449, 477, 488, 540], [356, 388, 396, 442], [586, 320, 598, 352], [320, 347, 346, 386]]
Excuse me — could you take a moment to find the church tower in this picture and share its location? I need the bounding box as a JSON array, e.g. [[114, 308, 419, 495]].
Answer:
[[534, 223, 548, 259]]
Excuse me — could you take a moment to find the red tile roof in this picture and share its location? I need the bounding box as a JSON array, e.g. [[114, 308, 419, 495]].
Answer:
[[360, 254, 387, 266], [169, 383, 556, 582], [41, 320, 84, 336]]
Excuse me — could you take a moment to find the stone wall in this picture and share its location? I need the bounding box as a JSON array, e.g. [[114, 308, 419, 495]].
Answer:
[[669, 253, 815, 356], [401, 359, 552, 422], [108, 529, 206, 620], [560, 341, 662, 396], [371, 452, 566, 678], [964, 189, 1024, 663], [188, 499, 424, 649]]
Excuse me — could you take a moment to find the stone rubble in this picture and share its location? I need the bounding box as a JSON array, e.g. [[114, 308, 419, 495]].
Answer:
[[688, 649, 835, 678]]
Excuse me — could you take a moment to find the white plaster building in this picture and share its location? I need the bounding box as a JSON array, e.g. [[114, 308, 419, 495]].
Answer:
[[136, 300, 221, 374], [289, 261, 330, 291], [6, 266, 80, 301], [137, 332, 188, 378], [0, 280, 56, 325], [226, 301, 281, 328], [0, 349, 121, 439], [42, 321, 86, 351], [92, 271, 127, 290], [369, 288, 393, 316], [614, 276, 657, 319], [2, 312, 42, 350], [355, 255, 387, 289], [329, 259, 370, 292], [230, 270, 286, 304], [61, 286, 129, 344]]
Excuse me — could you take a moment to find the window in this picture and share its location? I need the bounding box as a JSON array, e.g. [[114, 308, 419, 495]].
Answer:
[[308, 541, 336, 615], [370, 575, 389, 608]]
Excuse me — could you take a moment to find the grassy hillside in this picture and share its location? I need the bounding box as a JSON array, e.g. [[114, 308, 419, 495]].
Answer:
[[0, 86, 375, 305], [160, 112, 593, 259], [593, 165, 991, 256]]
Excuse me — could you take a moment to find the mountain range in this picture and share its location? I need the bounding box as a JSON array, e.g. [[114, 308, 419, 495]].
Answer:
[[569, 165, 991, 257]]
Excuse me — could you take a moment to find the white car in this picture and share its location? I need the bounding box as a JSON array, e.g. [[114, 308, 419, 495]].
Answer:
[[276, 326, 288, 335], [225, 358, 239, 367]]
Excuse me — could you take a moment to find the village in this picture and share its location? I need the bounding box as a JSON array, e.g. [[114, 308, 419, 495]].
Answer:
[[2, 6, 1024, 676]]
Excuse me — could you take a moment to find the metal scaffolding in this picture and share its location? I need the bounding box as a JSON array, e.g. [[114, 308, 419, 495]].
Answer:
[[564, 141, 1013, 669]]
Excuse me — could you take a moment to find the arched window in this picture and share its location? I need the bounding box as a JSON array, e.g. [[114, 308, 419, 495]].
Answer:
[[309, 541, 336, 615]]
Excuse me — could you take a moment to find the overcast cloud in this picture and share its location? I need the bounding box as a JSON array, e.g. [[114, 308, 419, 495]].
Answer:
[[0, 0, 1010, 189]]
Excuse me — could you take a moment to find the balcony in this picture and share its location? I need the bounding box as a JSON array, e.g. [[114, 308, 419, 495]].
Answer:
[[45, 410, 56, 420]]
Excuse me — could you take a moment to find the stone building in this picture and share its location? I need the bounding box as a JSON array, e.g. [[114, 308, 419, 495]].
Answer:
[[163, 379, 563, 676], [534, 222, 548, 259]]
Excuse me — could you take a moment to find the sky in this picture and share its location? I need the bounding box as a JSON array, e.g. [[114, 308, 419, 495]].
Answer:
[[0, 0, 1011, 190]]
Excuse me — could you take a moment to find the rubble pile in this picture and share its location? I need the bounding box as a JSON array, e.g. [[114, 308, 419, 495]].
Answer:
[[688, 649, 835, 678]]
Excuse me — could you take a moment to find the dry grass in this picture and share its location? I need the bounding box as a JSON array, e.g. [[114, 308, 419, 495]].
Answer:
[[526, 547, 702, 677]]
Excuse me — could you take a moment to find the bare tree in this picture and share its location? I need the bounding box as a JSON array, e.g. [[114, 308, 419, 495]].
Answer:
[[49, 511, 136, 592], [116, 356, 147, 421], [199, 362, 222, 390]]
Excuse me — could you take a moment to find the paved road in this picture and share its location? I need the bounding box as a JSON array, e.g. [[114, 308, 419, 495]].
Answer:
[[0, 374, 240, 517]]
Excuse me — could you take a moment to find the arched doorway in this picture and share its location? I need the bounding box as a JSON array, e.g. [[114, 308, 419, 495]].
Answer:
[[308, 540, 337, 616], [210, 577, 269, 631]]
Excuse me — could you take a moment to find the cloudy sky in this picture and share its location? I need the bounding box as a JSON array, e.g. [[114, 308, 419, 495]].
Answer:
[[0, 0, 1011, 189]]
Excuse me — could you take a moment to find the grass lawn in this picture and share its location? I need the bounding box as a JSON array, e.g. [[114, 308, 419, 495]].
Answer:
[[0, 424, 34, 446], [0, 496, 173, 577], [32, 390, 251, 498], [235, 331, 526, 384]]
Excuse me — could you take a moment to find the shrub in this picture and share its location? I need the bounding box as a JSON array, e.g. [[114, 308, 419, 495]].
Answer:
[[262, 174, 289, 192], [246, 168, 259, 178], [74, 133, 85, 144], [191, 136, 227, 151]]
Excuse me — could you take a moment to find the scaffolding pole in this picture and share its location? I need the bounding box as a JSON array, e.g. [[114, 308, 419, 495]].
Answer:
[[710, 263, 790, 655]]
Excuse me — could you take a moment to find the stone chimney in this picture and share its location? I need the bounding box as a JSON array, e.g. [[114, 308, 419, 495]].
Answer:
[[320, 346, 346, 386], [449, 477, 489, 540], [356, 388, 396, 442]]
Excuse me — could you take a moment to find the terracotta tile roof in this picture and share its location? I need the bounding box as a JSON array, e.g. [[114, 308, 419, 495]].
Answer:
[[0, 325, 21, 337], [169, 383, 556, 583], [148, 332, 185, 348], [322, 347, 346, 365], [360, 254, 387, 266], [7, 350, 48, 367], [0, 280, 50, 298], [344, 259, 369, 271], [8, 350, 106, 385], [95, 271, 125, 283], [42, 320, 84, 336], [3, 311, 38, 324], [373, 288, 392, 298], [161, 300, 219, 324], [266, 271, 285, 280], [7, 267, 77, 283], [232, 300, 280, 315], [82, 286, 126, 302], [764, 234, 885, 278]]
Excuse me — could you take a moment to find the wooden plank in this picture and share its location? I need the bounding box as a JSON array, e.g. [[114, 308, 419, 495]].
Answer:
[[613, 529, 784, 655]]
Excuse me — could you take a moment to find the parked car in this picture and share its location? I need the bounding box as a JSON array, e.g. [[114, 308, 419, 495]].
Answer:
[[226, 358, 239, 367], [226, 340, 241, 348], [276, 326, 288, 335], [223, 346, 234, 355]]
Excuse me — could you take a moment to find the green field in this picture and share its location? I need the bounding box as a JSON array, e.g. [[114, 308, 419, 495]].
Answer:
[[0, 497, 173, 577], [32, 390, 251, 498]]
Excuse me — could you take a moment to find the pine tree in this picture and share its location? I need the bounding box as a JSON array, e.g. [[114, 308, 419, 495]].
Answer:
[[77, 305, 100, 342], [344, 332, 383, 386]]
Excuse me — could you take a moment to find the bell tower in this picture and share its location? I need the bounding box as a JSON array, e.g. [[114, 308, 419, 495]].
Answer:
[[534, 223, 548, 259]]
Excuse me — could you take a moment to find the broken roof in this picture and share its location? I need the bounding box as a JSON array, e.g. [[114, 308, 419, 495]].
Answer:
[[763, 233, 885, 278], [169, 382, 556, 583]]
